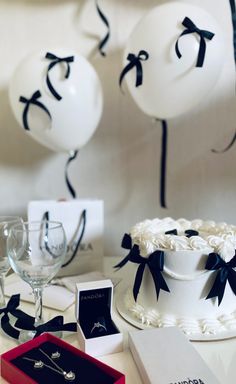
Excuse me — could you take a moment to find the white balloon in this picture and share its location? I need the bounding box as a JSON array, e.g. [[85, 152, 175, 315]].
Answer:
[[9, 48, 103, 152], [123, 2, 225, 119]]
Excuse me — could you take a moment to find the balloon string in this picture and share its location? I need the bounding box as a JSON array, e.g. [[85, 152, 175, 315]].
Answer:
[[65, 150, 78, 199], [211, 1, 236, 153], [95, 0, 110, 56], [156, 119, 168, 209]]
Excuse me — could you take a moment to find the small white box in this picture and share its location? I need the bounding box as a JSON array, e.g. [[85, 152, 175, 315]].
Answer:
[[129, 327, 220, 384], [75, 279, 123, 357]]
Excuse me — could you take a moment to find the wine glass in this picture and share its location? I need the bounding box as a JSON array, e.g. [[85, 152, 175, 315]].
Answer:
[[0, 216, 23, 308], [7, 220, 67, 341]]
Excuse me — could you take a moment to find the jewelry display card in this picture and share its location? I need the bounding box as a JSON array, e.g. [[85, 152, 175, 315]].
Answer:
[[129, 327, 220, 384], [28, 199, 104, 277], [1, 333, 125, 384]]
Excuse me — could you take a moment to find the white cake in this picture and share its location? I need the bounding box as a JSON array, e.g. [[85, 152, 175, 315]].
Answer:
[[118, 217, 236, 338]]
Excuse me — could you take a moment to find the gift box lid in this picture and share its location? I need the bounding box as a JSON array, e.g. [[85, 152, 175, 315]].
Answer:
[[129, 327, 220, 384], [75, 279, 113, 323]]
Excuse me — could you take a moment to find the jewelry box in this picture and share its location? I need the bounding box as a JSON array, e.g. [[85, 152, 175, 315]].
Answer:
[[75, 279, 123, 357], [1, 333, 125, 384]]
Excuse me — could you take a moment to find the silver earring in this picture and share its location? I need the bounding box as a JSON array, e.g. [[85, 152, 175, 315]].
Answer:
[[51, 351, 60, 359]]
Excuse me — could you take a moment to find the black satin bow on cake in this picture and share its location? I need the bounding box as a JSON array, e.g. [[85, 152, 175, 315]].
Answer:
[[165, 229, 199, 237], [114, 233, 170, 301], [205, 252, 236, 306], [19, 90, 51, 131], [45, 52, 74, 101], [175, 16, 215, 67]]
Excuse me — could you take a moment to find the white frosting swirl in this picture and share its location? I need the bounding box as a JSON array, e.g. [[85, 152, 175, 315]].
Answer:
[[130, 217, 236, 260]]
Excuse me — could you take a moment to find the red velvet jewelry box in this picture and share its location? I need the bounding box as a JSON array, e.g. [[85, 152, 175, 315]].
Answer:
[[0, 333, 125, 384]]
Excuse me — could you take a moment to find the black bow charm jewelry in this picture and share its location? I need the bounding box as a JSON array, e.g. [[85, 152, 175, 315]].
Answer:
[[45, 52, 74, 100], [114, 234, 170, 301], [205, 252, 236, 306], [19, 90, 51, 131], [15, 315, 77, 338], [119, 50, 149, 91], [0, 294, 34, 339], [175, 16, 215, 67]]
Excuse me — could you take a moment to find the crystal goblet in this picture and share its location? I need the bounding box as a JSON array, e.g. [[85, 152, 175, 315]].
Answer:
[[0, 216, 23, 308], [7, 221, 67, 341]]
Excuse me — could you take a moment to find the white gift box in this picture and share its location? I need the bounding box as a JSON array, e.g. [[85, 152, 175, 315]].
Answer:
[[129, 327, 220, 384], [75, 279, 123, 357]]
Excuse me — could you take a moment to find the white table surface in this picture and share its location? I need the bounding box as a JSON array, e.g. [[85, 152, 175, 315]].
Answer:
[[0, 257, 236, 384]]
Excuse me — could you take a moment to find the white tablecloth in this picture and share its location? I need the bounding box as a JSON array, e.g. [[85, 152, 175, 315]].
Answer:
[[0, 257, 236, 384]]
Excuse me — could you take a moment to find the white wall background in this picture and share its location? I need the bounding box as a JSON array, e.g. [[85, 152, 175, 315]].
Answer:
[[0, 0, 235, 256]]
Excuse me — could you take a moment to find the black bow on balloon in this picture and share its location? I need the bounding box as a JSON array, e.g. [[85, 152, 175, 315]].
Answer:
[[119, 50, 149, 91], [175, 16, 215, 67], [114, 233, 170, 301], [19, 90, 51, 131], [45, 52, 74, 101], [205, 252, 236, 306], [0, 294, 34, 339], [15, 315, 77, 339]]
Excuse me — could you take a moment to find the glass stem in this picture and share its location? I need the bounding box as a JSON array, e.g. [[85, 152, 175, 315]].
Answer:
[[0, 274, 6, 309], [33, 287, 43, 326]]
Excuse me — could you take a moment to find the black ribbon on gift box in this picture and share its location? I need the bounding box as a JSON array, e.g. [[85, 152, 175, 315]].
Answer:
[[205, 251, 236, 306], [114, 233, 170, 301], [175, 16, 215, 67]]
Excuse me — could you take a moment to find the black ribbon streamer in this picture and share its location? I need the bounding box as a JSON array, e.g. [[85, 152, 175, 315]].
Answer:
[[229, 0, 236, 66], [0, 294, 35, 339], [159, 120, 168, 208], [45, 52, 74, 101], [19, 90, 51, 131], [65, 150, 78, 199], [175, 16, 215, 67], [15, 315, 77, 339], [205, 252, 236, 306], [114, 233, 170, 301], [212, 131, 236, 153], [96, 0, 111, 57], [119, 50, 149, 91]]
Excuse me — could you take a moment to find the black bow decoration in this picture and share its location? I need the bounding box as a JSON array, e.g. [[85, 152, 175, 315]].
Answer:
[[45, 52, 74, 101], [0, 294, 35, 339], [205, 252, 236, 306], [175, 16, 215, 67], [114, 233, 170, 301], [165, 229, 199, 237], [229, 0, 236, 66], [65, 150, 79, 199], [96, 0, 111, 56], [119, 50, 149, 91], [15, 315, 77, 339], [19, 90, 51, 131]]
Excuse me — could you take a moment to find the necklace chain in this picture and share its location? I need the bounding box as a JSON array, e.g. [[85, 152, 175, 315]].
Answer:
[[23, 348, 75, 381]]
